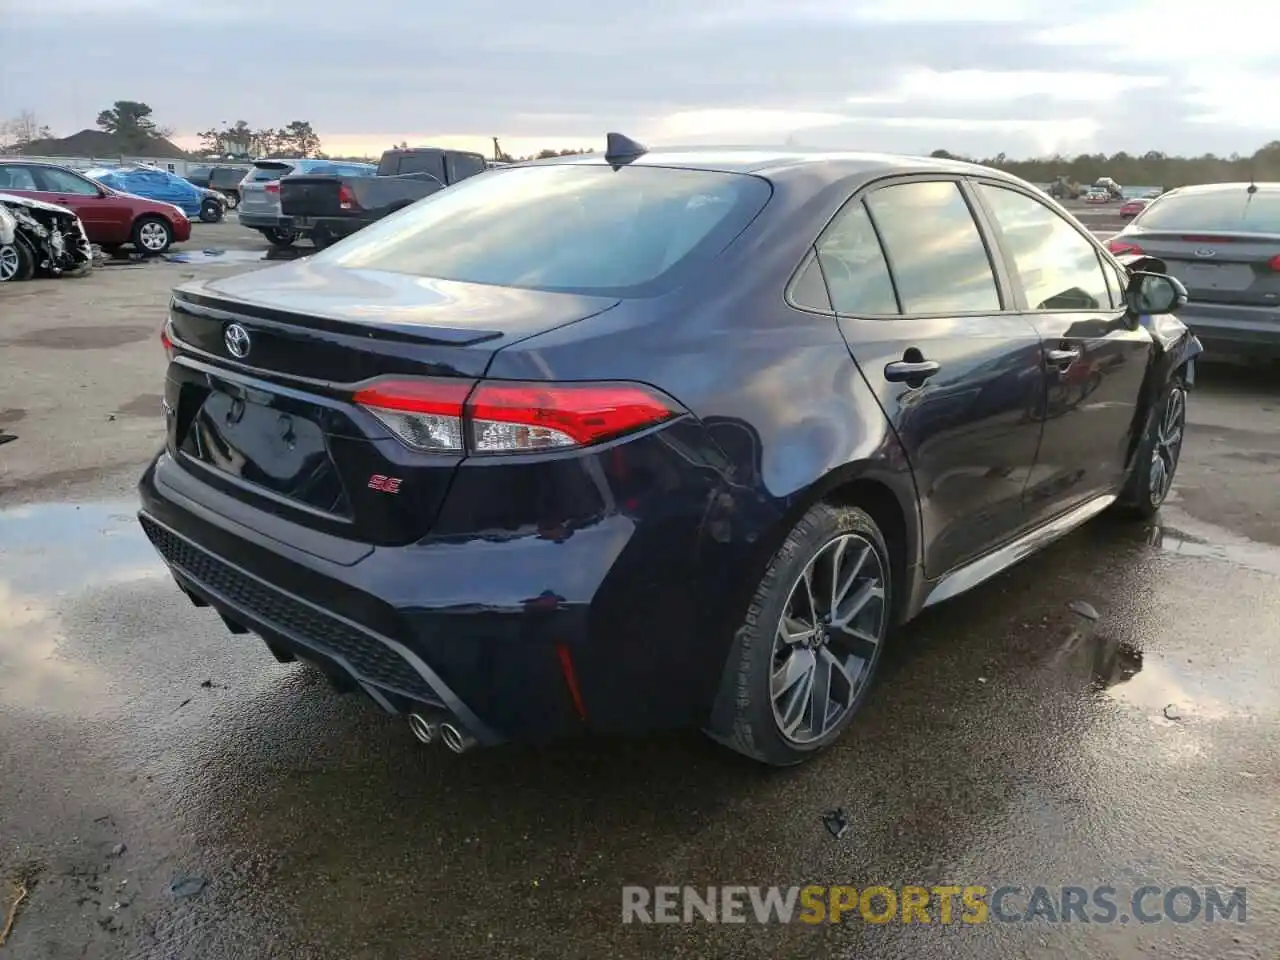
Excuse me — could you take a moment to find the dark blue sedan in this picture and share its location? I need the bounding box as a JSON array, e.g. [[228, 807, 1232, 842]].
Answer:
[[136, 136, 1201, 765]]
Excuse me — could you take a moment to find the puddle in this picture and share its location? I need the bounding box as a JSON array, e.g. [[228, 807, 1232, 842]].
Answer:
[[5, 325, 154, 349], [0, 502, 165, 714], [1145, 507, 1280, 578], [162, 248, 274, 266], [0, 501, 163, 598]]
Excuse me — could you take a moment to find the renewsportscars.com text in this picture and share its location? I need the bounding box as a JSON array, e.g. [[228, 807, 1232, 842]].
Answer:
[[621, 884, 1247, 925]]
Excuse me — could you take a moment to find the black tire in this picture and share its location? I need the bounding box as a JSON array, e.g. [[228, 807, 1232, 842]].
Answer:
[[131, 216, 173, 255], [709, 502, 893, 766], [1115, 374, 1188, 520], [311, 225, 334, 250], [199, 199, 224, 223], [262, 228, 296, 248], [0, 236, 36, 282]]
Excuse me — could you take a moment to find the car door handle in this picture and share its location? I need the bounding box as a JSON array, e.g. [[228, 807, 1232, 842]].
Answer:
[[884, 359, 941, 383], [1045, 348, 1080, 368]]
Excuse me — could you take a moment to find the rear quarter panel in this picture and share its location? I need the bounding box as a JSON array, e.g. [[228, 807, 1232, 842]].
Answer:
[[482, 170, 920, 721]]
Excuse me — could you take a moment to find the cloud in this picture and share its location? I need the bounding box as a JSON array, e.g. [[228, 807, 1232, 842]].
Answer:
[[0, 0, 1273, 159]]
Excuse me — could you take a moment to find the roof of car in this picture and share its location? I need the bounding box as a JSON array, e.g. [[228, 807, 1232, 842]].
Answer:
[[1165, 181, 1280, 195], [522, 146, 1014, 184]]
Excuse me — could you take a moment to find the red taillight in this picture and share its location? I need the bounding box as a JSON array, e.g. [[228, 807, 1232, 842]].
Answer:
[[160, 321, 175, 360], [1269, 254, 1280, 272], [351, 377, 682, 455], [265, 182, 280, 195], [1108, 239, 1144, 256], [338, 183, 358, 210]]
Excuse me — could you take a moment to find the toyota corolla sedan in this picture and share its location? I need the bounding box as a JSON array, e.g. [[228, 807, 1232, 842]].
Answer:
[[137, 137, 1201, 766]]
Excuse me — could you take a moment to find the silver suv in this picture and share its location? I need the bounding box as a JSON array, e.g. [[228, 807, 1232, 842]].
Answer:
[[237, 158, 374, 248]]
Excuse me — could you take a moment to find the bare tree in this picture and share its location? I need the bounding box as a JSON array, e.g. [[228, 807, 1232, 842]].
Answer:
[[0, 109, 54, 151]]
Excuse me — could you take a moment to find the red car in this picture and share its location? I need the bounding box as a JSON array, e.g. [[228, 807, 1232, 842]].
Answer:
[[0, 160, 191, 255], [1119, 198, 1150, 219]]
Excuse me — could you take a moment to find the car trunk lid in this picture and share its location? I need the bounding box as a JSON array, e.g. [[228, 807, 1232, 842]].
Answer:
[[1122, 230, 1280, 307], [239, 161, 295, 217], [164, 262, 620, 545]]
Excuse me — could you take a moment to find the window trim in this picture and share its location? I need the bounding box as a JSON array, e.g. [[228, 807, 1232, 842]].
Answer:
[[785, 246, 835, 314], [786, 173, 1014, 321], [966, 177, 1126, 316]]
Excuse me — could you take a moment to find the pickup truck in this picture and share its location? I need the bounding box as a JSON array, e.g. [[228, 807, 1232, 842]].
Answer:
[[279, 147, 489, 247]]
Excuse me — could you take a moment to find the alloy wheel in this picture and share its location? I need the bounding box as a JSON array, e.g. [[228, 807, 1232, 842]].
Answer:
[[769, 533, 888, 745], [0, 244, 18, 281], [139, 221, 169, 251], [1149, 386, 1186, 505]]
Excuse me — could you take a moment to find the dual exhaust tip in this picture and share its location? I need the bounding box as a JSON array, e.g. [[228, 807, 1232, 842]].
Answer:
[[408, 712, 476, 754]]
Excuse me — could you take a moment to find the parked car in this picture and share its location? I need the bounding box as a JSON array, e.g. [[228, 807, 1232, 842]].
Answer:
[[1084, 188, 1112, 204], [138, 139, 1201, 766], [0, 192, 93, 281], [194, 187, 227, 223], [0, 161, 191, 255], [280, 147, 488, 247], [1119, 198, 1150, 219], [1109, 182, 1280, 357], [184, 165, 250, 208], [85, 166, 204, 220], [238, 158, 376, 247]]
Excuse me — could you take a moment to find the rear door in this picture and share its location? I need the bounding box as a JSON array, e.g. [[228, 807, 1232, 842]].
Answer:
[[31, 165, 133, 243], [809, 177, 1046, 578], [971, 179, 1151, 524]]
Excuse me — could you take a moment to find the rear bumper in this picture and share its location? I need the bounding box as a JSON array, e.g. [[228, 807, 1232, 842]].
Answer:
[[237, 212, 290, 230], [1177, 301, 1280, 358], [283, 215, 366, 238], [136, 439, 732, 742]]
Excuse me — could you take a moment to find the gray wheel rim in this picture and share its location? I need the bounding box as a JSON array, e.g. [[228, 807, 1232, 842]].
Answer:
[[1149, 386, 1186, 504], [769, 533, 887, 745], [139, 221, 169, 250], [0, 244, 18, 281]]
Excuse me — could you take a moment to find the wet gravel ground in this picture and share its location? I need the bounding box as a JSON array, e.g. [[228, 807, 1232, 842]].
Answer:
[[2, 214, 1277, 959]]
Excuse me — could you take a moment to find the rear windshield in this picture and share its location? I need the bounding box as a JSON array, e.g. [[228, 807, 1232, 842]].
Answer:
[[316, 164, 772, 296], [249, 163, 295, 182], [1137, 189, 1280, 233]]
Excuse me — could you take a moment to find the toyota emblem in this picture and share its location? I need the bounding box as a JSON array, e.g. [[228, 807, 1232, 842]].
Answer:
[[1193, 247, 1216, 259], [224, 323, 251, 358]]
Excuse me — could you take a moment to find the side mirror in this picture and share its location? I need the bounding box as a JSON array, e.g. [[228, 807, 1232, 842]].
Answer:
[[1125, 271, 1187, 315]]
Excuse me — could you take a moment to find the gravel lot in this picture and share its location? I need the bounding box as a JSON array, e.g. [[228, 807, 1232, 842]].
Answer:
[[1, 208, 1276, 960]]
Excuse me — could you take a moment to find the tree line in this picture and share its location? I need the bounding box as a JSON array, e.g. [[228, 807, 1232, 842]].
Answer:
[[198, 119, 322, 159], [5, 104, 1279, 186], [930, 141, 1280, 188]]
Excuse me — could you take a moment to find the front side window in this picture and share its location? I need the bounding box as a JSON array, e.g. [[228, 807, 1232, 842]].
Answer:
[[35, 167, 100, 195], [864, 181, 1001, 314], [978, 183, 1110, 311], [814, 200, 898, 314], [320, 164, 772, 297]]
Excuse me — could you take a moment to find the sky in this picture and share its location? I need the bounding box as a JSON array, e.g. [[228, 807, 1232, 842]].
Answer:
[[1, 0, 1277, 160]]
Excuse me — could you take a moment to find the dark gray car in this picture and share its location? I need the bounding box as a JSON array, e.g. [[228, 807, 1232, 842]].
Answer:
[[1108, 182, 1280, 357]]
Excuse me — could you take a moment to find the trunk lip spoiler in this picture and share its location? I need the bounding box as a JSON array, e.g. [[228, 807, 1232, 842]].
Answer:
[[172, 287, 505, 346]]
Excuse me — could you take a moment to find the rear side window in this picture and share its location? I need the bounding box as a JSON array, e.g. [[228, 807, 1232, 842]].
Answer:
[[249, 164, 293, 182], [320, 164, 771, 297], [447, 153, 486, 182], [977, 183, 1110, 311], [392, 152, 445, 179], [814, 201, 898, 314], [865, 181, 1001, 314], [1136, 189, 1280, 233], [0, 165, 39, 190]]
